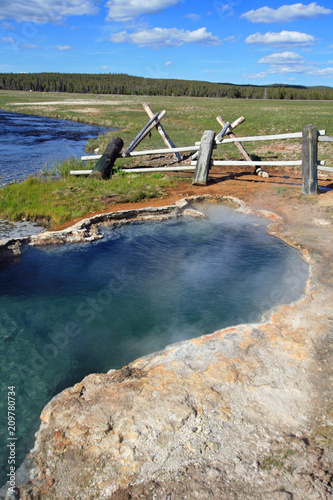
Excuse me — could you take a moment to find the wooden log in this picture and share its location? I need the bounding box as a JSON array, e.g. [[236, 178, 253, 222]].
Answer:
[[71, 170, 93, 175], [89, 137, 124, 179], [318, 135, 333, 142], [142, 103, 182, 162], [196, 160, 302, 167], [200, 130, 326, 144], [123, 110, 166, 156], [71, 166, 195, 175], [123, 112, 159, 155], [192, 160, 325, 167], [302, 124, 318, 195], [215, 115, 244, 141], [318, 166, 333, 172], [230, 116, 245, 130], [82, 154, 102, 160], [216, 115, 252, 162], [121, 145, 200, 157], [216, 116, 269, 178], [192, 130, 215, 186], [122, 166, 194, 173], [82, 144, 200, 162], [216, 121, 230, 143]]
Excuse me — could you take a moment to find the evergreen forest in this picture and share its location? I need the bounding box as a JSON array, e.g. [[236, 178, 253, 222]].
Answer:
[[1, 72, 332, 100]]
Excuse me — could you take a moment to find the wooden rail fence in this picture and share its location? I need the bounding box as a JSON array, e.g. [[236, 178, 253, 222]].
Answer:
[[74, 122, 333, 194]]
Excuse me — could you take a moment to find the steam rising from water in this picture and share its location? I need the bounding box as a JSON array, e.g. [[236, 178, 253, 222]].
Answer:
[[0, 202, 308, 483]]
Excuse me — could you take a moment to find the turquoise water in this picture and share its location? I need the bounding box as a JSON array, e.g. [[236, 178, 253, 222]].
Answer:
[[0, 203, 308, 483]]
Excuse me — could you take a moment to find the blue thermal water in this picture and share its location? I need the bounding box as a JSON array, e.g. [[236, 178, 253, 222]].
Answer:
[[0, 203, 308, 483]]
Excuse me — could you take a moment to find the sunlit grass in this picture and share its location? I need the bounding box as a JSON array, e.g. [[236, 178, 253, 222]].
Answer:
[[0, 162, 182, 227]]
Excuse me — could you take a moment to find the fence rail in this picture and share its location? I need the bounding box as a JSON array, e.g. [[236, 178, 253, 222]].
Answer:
[[71, 166, 195, 175], [195, 130, 326, 145], [76, 124, 332, 193], [81, 145, 200, 162]]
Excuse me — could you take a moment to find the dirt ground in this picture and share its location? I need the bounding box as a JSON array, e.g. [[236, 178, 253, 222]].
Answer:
[[53, 164, 333, 232]]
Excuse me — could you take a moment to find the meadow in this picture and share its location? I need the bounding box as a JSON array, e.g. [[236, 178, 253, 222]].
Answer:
[[0, 91, 332, 227]]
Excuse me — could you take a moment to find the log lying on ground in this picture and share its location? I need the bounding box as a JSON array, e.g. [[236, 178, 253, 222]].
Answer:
[[89, 137, 124, 179]]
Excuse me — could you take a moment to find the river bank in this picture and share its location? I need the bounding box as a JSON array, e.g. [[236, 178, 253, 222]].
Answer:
[[1, 169, 332, 499]]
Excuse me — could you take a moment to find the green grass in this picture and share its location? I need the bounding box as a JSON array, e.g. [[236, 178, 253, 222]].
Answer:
[[0, 166, 180, 227], [1, 90, 333, 151], [273, 186, 290, 195], [260, 456, 285, 471], [259, 449, 295, 472]]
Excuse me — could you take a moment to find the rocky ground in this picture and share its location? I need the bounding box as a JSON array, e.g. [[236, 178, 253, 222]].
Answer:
[[1, 165, 333, 499]]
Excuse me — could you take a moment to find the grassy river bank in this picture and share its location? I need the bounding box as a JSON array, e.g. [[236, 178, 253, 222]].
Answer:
[[0, 90, 332, 228]]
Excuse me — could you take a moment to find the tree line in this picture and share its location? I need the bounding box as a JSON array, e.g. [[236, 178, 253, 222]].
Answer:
[[1, 72, 332, 100]]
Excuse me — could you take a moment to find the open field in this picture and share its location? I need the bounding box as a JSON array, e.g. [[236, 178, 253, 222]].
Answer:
[[0, 91, 332, 227], [1, 90, 333, 153]]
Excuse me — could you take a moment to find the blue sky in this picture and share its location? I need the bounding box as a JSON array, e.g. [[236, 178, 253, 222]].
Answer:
[[1, 1, 333, 87]]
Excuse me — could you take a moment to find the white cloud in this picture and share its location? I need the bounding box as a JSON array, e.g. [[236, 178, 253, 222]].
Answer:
[[242, 2, 332, 23], [1, 36, 15, 43], [105, 0, 180, 22], [20, 43, 39, 49], [257, 51, 308, 74], [54, 44, 72, 50], [109, 27, 221, 48], [242, 71, 268, 79], [214, 2, 235, 19], [0, 0, 98, 24], [101, 65, 109, 68], [258, 51, 306, 65], [186, 13, 201, 21], [307, 67, 333, 76], [224, 35, 240, 43], [1, 21, 16, 29], [265, 64, 307, 75], [164, 61, 173, 65], [245, 30, 316, 47], [255, 50, 333, 77]]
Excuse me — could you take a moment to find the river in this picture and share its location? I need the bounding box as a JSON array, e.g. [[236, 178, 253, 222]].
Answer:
[[0, 110, 108, 238]]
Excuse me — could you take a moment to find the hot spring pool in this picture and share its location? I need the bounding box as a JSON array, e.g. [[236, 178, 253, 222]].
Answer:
[[0, 202, 309, 483]]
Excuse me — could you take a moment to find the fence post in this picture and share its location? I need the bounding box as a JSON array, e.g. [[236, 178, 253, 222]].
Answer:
[[192, 130, 215, 186], [302, 124, 318, 195]]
